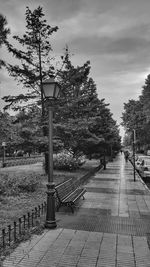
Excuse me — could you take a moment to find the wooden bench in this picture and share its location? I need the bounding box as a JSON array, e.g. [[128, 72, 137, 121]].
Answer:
[[55, 178, 86, 213]]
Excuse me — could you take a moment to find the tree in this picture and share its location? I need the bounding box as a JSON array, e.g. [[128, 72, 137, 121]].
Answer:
[[54, 52, 101, 155], [122, 100, 145, 130], [0, 111, 21, 156], [0, 14, 10, 67], [12, 105, 46, 153], [0, 14, 10, 46], [3, 6, 58, 114], [2, 11, 121, 157], [54, 51, 121, 157], [0, 111, 12, 143], [121, 99, 146, 149], [140, 74, 150, 123], [121, 74, 150, 150]]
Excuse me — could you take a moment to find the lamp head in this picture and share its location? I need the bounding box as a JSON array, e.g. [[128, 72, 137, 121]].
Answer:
[[42, 77, 61, 99]]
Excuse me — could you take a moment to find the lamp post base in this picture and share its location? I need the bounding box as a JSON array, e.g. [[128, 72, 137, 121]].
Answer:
[[45, 182, 57, 229], [45, 220, 57, 229]]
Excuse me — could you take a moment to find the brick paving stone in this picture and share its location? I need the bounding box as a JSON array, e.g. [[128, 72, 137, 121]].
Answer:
[[96, 259, 116, 267]]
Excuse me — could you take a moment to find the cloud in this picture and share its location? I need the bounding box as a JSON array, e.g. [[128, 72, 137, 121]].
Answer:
[[68, 34, 150, 57]]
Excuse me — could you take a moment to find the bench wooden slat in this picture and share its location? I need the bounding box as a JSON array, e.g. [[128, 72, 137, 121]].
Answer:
[[55, 178, 86, 213], [63, 188, 86, 202]]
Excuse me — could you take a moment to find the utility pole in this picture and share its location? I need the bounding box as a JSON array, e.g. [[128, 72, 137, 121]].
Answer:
[[133, 129, 136, 182]]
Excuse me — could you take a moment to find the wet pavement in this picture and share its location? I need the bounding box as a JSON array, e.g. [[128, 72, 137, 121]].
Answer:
[[3, 154, 150, 266]]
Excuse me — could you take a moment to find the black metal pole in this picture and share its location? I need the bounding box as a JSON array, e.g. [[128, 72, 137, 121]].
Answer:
[[2, 145, 6, 167], [111, 144, 113, 162], [133, 129, 136, 182], [103, 150, 106, 170], [45, 106, 57, 228]]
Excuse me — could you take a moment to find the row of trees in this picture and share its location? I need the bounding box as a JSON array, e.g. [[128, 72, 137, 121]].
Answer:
[[0, 6, 121, 158], [122, 75, 150, 152]]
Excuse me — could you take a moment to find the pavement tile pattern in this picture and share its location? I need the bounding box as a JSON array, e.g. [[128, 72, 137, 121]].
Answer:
[[2, 154, 150, 266]]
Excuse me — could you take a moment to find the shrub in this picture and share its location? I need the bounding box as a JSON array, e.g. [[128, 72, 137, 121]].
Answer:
[[0, 174, 41, 196], [53, 150, 85, 171], [0, 174, 19, 196], [18, 174, 40, 192]]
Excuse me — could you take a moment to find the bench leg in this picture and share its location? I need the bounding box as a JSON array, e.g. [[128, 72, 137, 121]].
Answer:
[[57, 206, 60, 212], [82, 195, 85, 200], [57, 206, 59, 212], [67, 203, 74, 213], [57, 203, 62, 212], [70, 205, 74, 213]]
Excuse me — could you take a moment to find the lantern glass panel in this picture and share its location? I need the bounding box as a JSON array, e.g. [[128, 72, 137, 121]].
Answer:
[[54, 84, 60, 98], [43, 83, 55, 98]]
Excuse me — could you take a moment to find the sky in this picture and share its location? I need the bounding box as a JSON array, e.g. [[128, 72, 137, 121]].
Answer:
[[1, 0, 150, 139]]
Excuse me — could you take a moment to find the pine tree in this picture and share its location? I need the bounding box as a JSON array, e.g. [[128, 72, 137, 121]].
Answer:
[[3, 6, 58, 114], [54, 50, 121, 156], [0, 14, 10, 67], [140, 74, 150, 122]]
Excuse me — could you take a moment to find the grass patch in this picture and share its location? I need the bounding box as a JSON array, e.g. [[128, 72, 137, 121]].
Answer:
[[0, 159, 100, 231]]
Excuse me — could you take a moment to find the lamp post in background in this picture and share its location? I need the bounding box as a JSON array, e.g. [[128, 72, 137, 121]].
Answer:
[[2, 142, 6, 168], [110, 144, 113, 162], [103, 150, 106, 170], [42, 77, 61, 229], [133, 129, 136, 182]]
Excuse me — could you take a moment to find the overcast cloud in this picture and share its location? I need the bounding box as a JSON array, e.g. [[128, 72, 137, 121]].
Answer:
[[1, 0, 150, 138]]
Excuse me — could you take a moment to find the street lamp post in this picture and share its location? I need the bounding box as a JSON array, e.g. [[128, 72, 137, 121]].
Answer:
[[110, 144, 113, 162], [2, 142, 6, 168], [42, 77, 61, 229], [133, 129, 136, 182]]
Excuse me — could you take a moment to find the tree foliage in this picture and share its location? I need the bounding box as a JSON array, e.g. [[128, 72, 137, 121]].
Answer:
[[1, 7, 121, 158], [0, 14, 10, 67], [3, 6, 58, 112], [0, 111, 12, 143], [122, 74, 150, 150], [140, 74, 150, 122], [0, 111, 22, 156], [54, 51, 121, 156], [0, 14, 10, 46]]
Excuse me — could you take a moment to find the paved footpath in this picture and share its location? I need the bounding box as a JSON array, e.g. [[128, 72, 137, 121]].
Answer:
[[3, 154, 150, 266]]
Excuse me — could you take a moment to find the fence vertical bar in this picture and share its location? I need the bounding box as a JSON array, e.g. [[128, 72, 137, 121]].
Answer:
[[14, 222, 16, 242], [42, 203, 44, 214], [23, 215, 26, 229], [31, 211, 34, 227], [28, 212, 30, 228], [35, 207, 37, 219], [38, 205, 41, 217], [44, 201, 46, 213], [2, 229, 5, 248], [8, 225, 11, 246], [19, 218, 22, 235]]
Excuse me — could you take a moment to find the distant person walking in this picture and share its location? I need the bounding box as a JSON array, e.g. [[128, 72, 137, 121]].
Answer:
[[124, 150, 129, 162]]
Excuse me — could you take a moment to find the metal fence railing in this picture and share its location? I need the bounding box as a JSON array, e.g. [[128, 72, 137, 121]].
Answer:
[[0, 202, 47, 250]]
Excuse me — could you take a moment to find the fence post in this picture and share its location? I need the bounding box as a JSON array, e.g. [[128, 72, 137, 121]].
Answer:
[[2, 229, 6, 248], [38, 205, 41, 217], [19, 218, 22, 235], [28, 212, 30, 228], [8, 225, 11, 246], [23, 215, 26, 229], [44, 201, 47, 213], [35, 207, 38, 219], [42, 203, 44, 214], [32, 210, 34, 227], [14, 222, 16, 242]]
